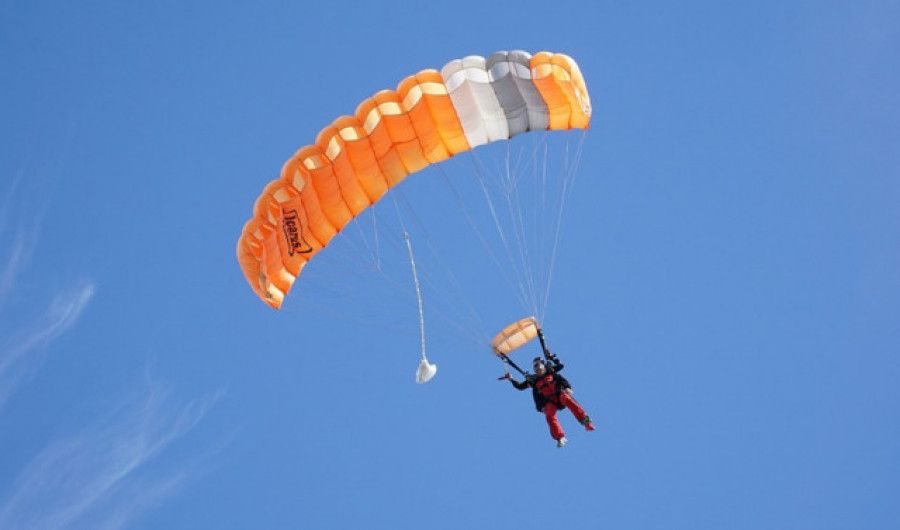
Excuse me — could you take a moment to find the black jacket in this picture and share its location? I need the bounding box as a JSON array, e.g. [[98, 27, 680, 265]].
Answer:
[[510, 358, 571, 412]]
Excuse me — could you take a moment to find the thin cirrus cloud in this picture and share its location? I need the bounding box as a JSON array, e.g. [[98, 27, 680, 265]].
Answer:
[[0, 282, 96, 409], [0, 124, 224, 529], [0, 171, 36, 305], [0, 163, 94, 408], [0, 373, 222, 530], [0, 232, 31, 304]]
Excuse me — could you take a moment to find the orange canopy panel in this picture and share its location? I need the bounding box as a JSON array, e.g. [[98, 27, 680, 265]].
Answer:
[[237, 50, 591, 308]]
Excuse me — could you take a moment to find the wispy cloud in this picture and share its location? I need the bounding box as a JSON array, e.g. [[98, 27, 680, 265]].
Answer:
[[0, 169, 36, 305], [0, 372, 222, 530], [0, 282, 95, 408], [0, 231, 32, 305], [0, 143, 93, 408], [0, 124, 69, 311], [0, 121, 221, 529]]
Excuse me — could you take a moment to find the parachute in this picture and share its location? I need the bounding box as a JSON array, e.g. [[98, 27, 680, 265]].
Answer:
[[491, 316, 539, 356], [491, 316, 557, 378], [236, 50, 591, 309]]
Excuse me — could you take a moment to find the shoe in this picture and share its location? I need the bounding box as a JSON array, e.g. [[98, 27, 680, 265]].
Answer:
[[556, 436, 567, 448], [581, 416, 595, 431]]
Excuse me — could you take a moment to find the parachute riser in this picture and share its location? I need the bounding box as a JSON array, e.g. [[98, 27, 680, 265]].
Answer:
[[498, 352, 528, 376], [537, 328, 551, 359]]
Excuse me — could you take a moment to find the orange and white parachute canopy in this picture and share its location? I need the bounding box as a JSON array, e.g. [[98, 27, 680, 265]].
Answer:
[[491, 316, 540, 356], [237, 50, 591, 308]]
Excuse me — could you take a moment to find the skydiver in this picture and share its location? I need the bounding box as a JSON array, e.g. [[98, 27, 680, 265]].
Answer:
[[503, 352, 594, 448]]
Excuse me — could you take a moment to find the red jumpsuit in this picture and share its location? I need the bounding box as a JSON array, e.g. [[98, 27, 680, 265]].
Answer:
[[534, 373, 591, 440], [512, 365, 593, 441]]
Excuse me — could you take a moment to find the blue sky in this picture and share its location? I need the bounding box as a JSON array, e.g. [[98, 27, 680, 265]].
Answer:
[[2, 1, 899, 528]]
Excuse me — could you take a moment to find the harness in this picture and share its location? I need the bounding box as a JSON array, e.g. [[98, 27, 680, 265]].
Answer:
[[534, 374, 559, 397], [529, 371, 571, 412]]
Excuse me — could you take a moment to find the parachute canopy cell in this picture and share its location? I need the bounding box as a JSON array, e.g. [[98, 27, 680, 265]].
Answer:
[[237, 50, 592, 308], [491, 316, 540, 356]]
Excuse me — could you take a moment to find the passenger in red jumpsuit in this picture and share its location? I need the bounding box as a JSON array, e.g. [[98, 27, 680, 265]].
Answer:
[[507, 354, 594, 448]]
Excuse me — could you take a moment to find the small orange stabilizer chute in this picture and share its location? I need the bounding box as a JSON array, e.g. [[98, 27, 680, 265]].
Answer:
[[491, 316, 540, 356]]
